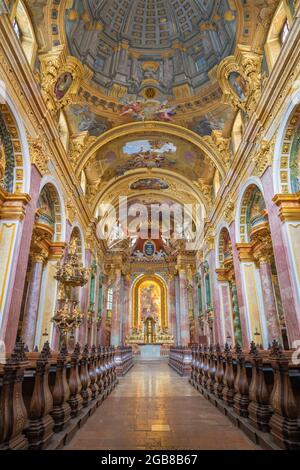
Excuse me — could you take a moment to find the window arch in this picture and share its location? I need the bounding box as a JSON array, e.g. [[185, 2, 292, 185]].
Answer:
[[10, 0, 37, 69], [265, 1, 290, 72], [58, 111, 69, 152], [231, 111, 244, 154], [0, 102, 26, 193], [276, 103, 300, 194]]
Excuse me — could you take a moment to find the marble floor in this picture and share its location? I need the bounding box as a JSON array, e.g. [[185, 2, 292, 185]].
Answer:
[[65, 359, 259, 450]]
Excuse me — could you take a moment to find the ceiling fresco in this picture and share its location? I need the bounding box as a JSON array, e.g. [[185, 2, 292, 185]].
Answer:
[[65, 104, 109, 136], [84, 136, 215, 185], [65, 0, 237, 95], [20, 0, 281, 220]]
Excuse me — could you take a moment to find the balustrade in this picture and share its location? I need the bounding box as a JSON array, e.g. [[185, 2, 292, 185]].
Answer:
[[115, 346, 134, 376], [0, 339, 133, 450], [169, 346, 192, 376], [170, 341, 300, 450]]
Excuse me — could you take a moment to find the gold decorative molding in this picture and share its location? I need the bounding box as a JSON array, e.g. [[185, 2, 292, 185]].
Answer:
[[203, 130, 232, 170], [236, 243, 254, 262], [65, 196, 78, 224], [39, 45, 92, 114], [223, 195, 235, 224], [28, 137, 50, 176], [204, 225, 215, 252], [0, 190, 31, 220], [273, 192, 300, 221], [69, 132, 96, 170], [252, 136, 276, 177], [218, 45, 262, 114], [196, 179, 213, 211]]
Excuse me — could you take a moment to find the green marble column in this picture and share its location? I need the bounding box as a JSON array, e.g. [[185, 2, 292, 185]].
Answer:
[[230, 281, 242, 345]]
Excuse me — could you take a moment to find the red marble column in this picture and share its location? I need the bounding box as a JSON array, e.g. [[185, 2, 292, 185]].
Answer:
[[262, 167, 300, 344], [111, 269, 122, 346], [258, 259, 282, 343], [178, 269, 190, 346], [4, 165, 42, 352], [220, 283, 233, 345], [21, 253, 46, 350]]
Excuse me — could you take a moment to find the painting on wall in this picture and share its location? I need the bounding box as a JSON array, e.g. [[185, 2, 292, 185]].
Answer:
[[130, 178, 169, 190], [192, 108, 235, 137], [228, 71, 248, 101], [139, 281, 161, 324], [123, 140, 176, 155], [54, 72, 73, 101], [66, 105, 108, 136], [37, 187, 55, 228], [116, 152, 176, 176], [246, 188, 267, 235]]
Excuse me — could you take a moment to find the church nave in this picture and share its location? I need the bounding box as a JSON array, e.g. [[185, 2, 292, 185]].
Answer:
[[65, 360, 257, 451]]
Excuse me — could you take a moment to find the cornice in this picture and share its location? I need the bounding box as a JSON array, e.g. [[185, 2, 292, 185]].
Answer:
[[0, 16, 93, 229], [205, 15, 300, 232]]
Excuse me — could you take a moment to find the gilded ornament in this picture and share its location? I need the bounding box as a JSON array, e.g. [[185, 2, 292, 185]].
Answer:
[[28, 138, 49, 175]]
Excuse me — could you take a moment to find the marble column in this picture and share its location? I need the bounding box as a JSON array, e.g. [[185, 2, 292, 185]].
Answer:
[[229, 222, 250, 348], [111, 269, 122, 347], [122, 274, 131, 343], [4, 166, 41, 352], [218, 282, 232, 345], [262, 167, 300, 344], [258, 258, 282, 343], [192, 276, 201, 343], [230, 281, 243, 345], [178, 268, 190, 346], [168, 274, 177, 341], [21, 251, 46, 350], [206, 250, 223, 344], [99, 276, 108, 346], [78, 249, 91, 346]]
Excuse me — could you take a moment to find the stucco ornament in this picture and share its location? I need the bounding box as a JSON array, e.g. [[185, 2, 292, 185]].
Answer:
[[218, 46, 262, 115], [39, 45, 92, 114]]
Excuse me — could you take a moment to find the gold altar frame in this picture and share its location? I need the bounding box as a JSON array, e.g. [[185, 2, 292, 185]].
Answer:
[[132, 275, 167, 330]]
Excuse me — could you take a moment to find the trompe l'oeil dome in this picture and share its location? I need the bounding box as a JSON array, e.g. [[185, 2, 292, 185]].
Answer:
[[65, 0, 236, 95]]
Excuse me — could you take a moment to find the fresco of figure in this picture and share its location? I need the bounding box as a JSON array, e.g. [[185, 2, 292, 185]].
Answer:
[[228, 71, 248, 101], [54, 72, 73, 101]]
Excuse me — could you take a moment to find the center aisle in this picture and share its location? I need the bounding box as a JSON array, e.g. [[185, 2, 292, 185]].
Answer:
[[65, 359, 258, 450]]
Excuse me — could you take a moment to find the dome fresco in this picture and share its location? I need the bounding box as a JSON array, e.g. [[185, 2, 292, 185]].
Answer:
[[65, 0, 237, 94]]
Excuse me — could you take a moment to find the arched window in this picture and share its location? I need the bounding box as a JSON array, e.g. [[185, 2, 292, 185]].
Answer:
[[280, 19, 290, 45], [10, 0, 37, 69], [265, 2, 290, 72], [232, 111, 244, 154], [80, 170, 87, 194], [58, 111, 69, 151]]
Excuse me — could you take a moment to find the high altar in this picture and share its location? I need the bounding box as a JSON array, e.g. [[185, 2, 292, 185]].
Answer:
[[127, 274, 174, 347]]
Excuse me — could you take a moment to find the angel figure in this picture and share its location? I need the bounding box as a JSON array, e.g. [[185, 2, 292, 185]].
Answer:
[[156, 102, 177, 122], [120, 101, 143, 118]]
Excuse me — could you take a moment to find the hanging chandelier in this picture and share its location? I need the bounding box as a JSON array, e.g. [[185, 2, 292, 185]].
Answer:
[[55, 237, 89, 287], [52, 237, 89, 339]]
